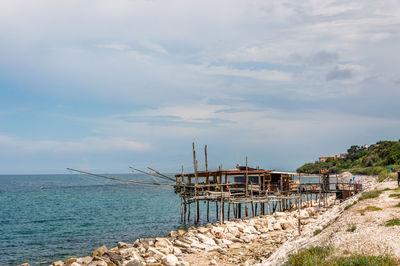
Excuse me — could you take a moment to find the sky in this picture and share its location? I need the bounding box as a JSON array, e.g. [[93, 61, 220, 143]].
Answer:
[[0, 0, 400, 174]]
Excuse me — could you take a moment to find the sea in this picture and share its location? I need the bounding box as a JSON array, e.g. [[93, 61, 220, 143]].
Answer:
[[0, 173, 323, 265], [0, 173, 183, 266]]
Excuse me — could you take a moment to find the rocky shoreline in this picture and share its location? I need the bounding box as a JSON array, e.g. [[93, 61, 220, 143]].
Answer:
[[21, 175, 376, 266]]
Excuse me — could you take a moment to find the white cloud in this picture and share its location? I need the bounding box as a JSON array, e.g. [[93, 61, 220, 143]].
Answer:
[[96, 43, 131, 51], [0, 136, 149, 155]]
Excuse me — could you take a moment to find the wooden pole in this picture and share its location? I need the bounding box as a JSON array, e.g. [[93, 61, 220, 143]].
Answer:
[[228, 201, 230, 220], [192, 142, 198, 224], [251, 182, 255, 217], [245, 156, 249, 197], [207, 201, 209, 222]]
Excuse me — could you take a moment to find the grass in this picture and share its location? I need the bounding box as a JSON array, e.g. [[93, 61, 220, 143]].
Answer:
[[284, 246, 332, 265], [344, 201, 357, 210], [359, 206, 382, 215], [389, 193, 400, 198], [313, 229, 322, 236], [385, 218, 400, 227], [359, 190, 382, 201], [284, 246, 398, 266], [332, 255, 398, 266], [346, 224, 357, 232]]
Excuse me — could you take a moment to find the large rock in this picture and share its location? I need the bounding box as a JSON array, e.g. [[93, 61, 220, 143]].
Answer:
[[272, 221, 282, 230], [104, 252, 124, 265], [118, 247, 142, 259], [71, 263, 82, 266], [161, 254, 179, 266], [118, 242, 133, 249], [147, 247, 165, 260], [19, 264, 30, 266], [198, 227, 209, 234], [173, 240, 191, 249], [196, 234, 216, 246], [190, 242, 207, 250], [155, 238, 173, 254], [65, 258, 77, 264], [299, 210, 309, 219], [52, 261, 63, 266], [76, 256, 93, 265], [173, 247, 182, 255], [87, 257, 107, 266], [279, 219, 294, 230], [92, 245, 107, 258], [123, 259, 144, 266]]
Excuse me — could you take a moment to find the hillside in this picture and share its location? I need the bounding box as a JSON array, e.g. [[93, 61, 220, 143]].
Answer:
[[297, 140, 400, 178]]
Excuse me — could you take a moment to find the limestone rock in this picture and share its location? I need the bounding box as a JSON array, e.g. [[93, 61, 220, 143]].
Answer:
[[65, 258, 77, 264], [161, 254, 179, 266], [173, 240, 191, 249], [198, 227, 209, 234], [147, 247, 165, 260], [178, 261, 189, 266], [118, 242, 133, 249], [76, 256, 93, 265], [52, 261, 64, 266], [71, 263, 82, 266], [209, 259, 218, 266], [173, 247, 182, 256], [196, 234, 216, 246], [299, 210, 309, 219], [272, 221, 282, 230], [87, 257, 107, 266], [92, 245, 108, 258], [123, 259, 144, 266], [19, 264, 30, 266]]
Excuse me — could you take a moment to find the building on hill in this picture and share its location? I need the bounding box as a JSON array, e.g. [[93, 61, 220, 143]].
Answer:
[[319, 155, 339, 162]]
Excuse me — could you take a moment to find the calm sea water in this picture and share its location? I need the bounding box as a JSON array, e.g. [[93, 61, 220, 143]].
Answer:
[[0, 174, 327, 265], [0, 174, 183, 266]]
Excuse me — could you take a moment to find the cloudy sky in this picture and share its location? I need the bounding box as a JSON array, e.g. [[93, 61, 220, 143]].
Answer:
[[1, 0, 400, 174]]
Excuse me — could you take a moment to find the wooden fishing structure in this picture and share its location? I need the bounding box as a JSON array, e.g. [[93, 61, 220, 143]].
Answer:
[[67, 143, 363, 227]]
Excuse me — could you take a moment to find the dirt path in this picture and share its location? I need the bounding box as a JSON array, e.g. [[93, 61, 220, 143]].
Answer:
[[262, 178, 400, 265]]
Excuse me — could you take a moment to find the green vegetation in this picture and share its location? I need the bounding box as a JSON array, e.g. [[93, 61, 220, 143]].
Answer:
[[284, 246, 332, 265], [359, 190, 382, 201], [360, 206, 382, 215], [297, 141, 400, 177], [385, 218, 400, 227], [394, 202, 400, 208], [313, 229, 322, 236], [346, 224, 357, 232], [284, 246, 397, 266], [389, 193, 400, 198], [344, 201, 357, 210]]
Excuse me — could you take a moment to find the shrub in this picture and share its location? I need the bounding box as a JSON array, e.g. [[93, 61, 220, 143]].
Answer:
[[394, 202, 400, 208], [360, 206, 382, 215], [344, 201, 357, 210], [385, 218, 400, 227], [389, 193, 400, 198], [346, 224, 357, 232], [359, 190, 382, 201], [332, 255, 398, 265], [284, 246, 332, 266], [284, 246, 398, 266], [313, 229, 322, 236]]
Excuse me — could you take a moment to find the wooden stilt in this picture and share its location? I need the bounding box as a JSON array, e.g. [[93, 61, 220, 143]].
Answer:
[[228, 202, 231, 220], [207, 201, 209, 222]]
